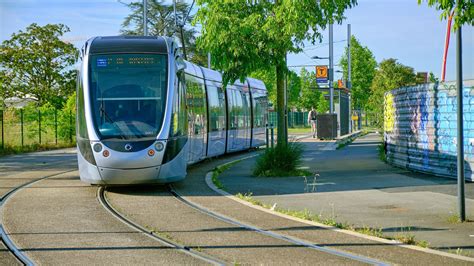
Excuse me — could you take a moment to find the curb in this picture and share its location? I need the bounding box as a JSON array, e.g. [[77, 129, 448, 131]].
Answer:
[[205, 157, 474, 263], [334, 130, 363, 148]]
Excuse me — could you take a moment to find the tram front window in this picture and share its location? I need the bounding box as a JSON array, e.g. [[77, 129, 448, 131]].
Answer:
[[89, 54, 168, 140]]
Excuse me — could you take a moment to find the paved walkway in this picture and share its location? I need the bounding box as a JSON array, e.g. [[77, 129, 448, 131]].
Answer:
[[219, 133, 474, 257]]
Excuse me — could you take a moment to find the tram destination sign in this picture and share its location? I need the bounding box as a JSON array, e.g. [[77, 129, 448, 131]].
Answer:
[[316, 65, 328, 84]]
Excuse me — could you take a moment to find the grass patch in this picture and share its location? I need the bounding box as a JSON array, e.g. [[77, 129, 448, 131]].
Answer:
[[0, 142, 76, 157], [212, 171, 225, 190], [211, 158, 250, 190], [288, 127, 311, 134], [253, 142, 304, 177]]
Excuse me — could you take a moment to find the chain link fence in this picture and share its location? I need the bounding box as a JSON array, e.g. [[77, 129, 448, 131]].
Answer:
[[0, 106, 75, 150]]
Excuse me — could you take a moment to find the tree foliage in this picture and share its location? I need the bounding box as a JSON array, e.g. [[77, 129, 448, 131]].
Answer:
[[367, 59, 417, 128], [339, 36, 377, 111], [120, 0, 206, 65], [317, 93, 329, 114], [251, 68, 301, 109], [0, 23, 78, 108], [298, 68, 320, 110], [195, 0, 356, 146], [418, 0, 473, 29]]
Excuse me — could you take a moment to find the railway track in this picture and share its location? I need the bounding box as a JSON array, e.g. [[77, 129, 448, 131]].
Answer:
[[167, 185, 389, 266], [0, 170, 77, 266], [98, 186, 226, 266]]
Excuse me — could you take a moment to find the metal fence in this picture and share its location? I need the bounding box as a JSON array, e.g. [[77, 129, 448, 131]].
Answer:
[[268, 111, 310, 128], [0, 107, 75, 150]]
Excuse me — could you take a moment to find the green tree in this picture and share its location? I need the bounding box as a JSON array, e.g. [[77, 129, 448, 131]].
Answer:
[[250, 68, 277, 106], [251, 68, 301, 110], [317, 93, 329, 114], [298, 68, 320, 110], [0, 23, 78, 108], [418, 0, 473, 29], [339, 36, 377, 113], [195, 0, 356, 146], [287, 70, 301, 110], [120, 0, 206, 65], [429, 72, 439, 83], [368, 59, 417, 128]]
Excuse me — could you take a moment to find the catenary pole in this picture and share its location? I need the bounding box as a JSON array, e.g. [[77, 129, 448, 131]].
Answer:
[[143, 0, 148, 36], [329, 23, 334, 114], [456, 22, 465, 222], [347, 24, 352, 133]]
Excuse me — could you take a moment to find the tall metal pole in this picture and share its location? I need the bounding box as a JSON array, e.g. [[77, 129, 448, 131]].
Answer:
[[207, 53, 211, 68], [456, 24, 465, 222], [143, 0, 148, 36], [329, 23, 334, 114], [347, 24, 352, 133], [284, 54, 288, 142]]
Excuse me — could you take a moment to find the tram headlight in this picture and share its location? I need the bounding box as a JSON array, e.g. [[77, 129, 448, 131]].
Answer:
[[154, 142, 164, 152], [93, 143, 103, 153]]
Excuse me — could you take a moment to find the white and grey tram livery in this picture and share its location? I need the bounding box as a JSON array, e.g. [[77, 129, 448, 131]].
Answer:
[[76, 36, 268, 185]]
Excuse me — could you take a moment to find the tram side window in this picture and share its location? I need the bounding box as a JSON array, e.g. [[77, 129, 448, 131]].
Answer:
[[228, 89, 236, 130], [235, 89, 244, 128], [186, 75, 205, 135], [253, 91, 267, 128], [242, 91, 250, 129], [207, 85, 225, 132], [171, 73, 187, 137], [77, 76, 88, 138]]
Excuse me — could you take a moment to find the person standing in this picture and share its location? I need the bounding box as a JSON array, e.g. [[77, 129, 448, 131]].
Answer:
[[308, 107, 317, 138]]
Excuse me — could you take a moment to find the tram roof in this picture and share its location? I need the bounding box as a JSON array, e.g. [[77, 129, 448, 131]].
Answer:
[[88, 36, 168, 55], [247, 77, 266, 91]]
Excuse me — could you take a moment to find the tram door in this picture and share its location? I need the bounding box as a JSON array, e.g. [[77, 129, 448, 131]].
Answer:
[[206, 84, 226, 157], [186, 74, 207, 163]]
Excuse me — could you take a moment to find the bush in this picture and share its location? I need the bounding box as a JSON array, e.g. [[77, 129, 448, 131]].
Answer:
[[253, 142, 305, 177]]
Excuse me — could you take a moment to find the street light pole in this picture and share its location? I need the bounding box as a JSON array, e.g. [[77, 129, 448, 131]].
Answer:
[[347, 24, 352, 133], [329, 23, 334, 114], [456, 23, 466, 222]]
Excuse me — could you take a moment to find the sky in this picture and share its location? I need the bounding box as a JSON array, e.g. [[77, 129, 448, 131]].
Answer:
[[0, 0, 473, 82]]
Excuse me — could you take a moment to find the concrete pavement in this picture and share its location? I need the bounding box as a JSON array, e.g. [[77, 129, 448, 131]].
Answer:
[[218, 133, 474, 259]]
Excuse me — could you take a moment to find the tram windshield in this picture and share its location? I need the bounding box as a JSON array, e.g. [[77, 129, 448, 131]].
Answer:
[[89, 53, 168, 140]]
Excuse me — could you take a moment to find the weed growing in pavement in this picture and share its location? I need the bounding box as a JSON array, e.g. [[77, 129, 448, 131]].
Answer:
[[447, 248, 472, 257], [253, 142, 307, 177], [416, 240, 430, 248], [447, 214, 462, 224], [234, 193, 436, 249], [393, 233, 416, 245], [354, 226, 384, 238], [378, 143, 387, 163]]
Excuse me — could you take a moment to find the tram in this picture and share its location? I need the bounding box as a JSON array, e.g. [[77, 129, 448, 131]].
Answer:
[[76, 36, 268, 185]]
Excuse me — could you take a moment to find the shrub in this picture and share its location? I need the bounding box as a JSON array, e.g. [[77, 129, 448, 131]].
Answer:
[[253, 142, 304, 177]]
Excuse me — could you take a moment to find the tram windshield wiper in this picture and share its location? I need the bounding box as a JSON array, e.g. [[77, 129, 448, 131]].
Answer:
[[99, 105, 127, 140]]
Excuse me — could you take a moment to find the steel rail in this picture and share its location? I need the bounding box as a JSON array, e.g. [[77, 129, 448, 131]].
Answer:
[[0, 170, 77, 266], [168, 185, 390, 266], [98, 187, 225, 266]]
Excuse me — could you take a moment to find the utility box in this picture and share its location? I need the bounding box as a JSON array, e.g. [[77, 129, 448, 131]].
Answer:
[[317, 114, 337, 140]]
